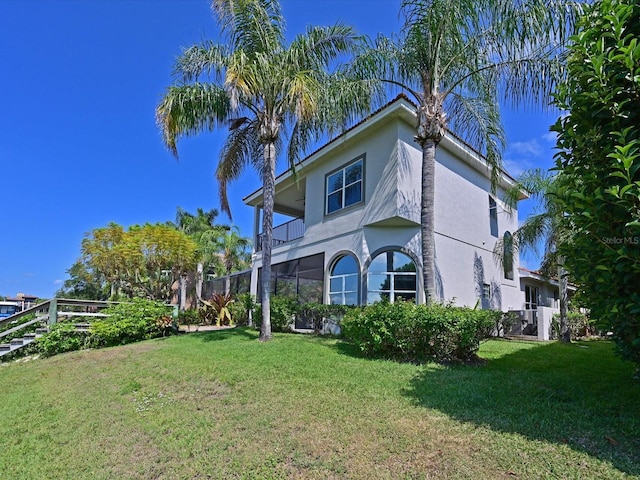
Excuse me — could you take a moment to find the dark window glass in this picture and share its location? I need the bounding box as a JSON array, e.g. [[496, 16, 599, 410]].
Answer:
[[327, 191, 342, 213], [326, 158, 363, 214], [345, 183, 361, 207]]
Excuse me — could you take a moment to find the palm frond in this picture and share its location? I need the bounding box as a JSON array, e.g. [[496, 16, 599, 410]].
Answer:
[[446, 90, 505, 185], [156, 83, 230, 157], [211, 0, 284, 55], [216, 119, 262, 218], [174, 41, 229, 82]]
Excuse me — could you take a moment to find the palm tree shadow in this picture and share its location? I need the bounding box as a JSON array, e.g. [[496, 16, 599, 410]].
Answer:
[[403, 340, 640, 475], [188, 326, 259, 342]]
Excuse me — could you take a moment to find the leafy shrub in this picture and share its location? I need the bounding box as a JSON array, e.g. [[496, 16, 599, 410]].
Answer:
[[553, 0, 640, 365], [88, 298, 172, 348], [341, 301, 499, 363], [36, 323, 91, 357], [177, 308, 200, 325], [296, 303, 349, 331], [551, 311, 595, 341], [253, 296, 297, 332], [228, 293, 256, 326]]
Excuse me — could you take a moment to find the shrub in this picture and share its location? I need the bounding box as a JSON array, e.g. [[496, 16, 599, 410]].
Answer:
[[88, 298, 172, 348], [228, 293, 256, 326], [253, 296, 297, 332], [296, 303, 349, 331], [36, 323, 91, 357], [551, 311, 595, 341], [553, 0, 640, 366], [177, 308, 200, 325], [341, 301, 499, 363]]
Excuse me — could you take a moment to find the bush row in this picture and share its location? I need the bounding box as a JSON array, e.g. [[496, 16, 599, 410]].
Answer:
[[36, 299, 175, 357], [341, 301, 500, 363], [253, 296, 349, 332]]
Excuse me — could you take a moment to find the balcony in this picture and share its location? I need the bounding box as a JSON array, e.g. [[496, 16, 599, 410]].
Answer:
[[257, 217, 305, 251]]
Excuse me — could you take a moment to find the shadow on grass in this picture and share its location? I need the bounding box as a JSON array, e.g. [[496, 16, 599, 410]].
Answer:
[[403, 340, 640, 475], [183, 326, 259, 342]]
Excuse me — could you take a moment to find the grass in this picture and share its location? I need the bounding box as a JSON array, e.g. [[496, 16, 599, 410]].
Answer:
[[0, 329, 638, 479]]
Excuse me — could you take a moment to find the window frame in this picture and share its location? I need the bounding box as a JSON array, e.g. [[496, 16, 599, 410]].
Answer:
[[366, 250, 418, 304], [328, 254, 360, 305], [503, 231, 514, 280], [325, 155, 365, 216]]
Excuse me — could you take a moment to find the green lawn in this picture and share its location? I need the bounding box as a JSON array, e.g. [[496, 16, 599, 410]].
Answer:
[[0, 329, 638, 479]]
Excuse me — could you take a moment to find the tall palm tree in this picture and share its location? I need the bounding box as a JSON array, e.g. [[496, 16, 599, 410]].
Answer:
[[157, 0, 364, 340], [352, 0, 578, 301], [494, 169, 572, 342]]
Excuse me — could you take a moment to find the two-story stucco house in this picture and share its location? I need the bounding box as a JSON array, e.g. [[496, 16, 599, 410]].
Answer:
[[241, 95, 527, 328]]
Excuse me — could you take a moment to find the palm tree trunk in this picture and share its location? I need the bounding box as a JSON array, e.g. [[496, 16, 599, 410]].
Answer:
[[179, 272, 188, 311], [421, 139, 437, 302], [558, 257, 570, 343], [259, 142, 276, 341], [196, 262, 203, 301]]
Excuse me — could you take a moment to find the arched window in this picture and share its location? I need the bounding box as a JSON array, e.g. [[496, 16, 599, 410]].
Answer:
[[503, 231, 514, 280], [329, 255, 359, 305], [367, 250, 417, 304]]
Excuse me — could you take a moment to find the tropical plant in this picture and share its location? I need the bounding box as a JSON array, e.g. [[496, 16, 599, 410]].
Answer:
[[493, 169, 572, 342], [200, 292, 235, 326], [350, 0, 578, 301], [553, 0, 640, 366], [157, 0, 366, 340]]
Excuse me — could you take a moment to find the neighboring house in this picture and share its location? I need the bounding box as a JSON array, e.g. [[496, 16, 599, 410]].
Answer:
[[515, 267, 577, 340], [5, 293, 39, 311], [241, 95, 527, 328]]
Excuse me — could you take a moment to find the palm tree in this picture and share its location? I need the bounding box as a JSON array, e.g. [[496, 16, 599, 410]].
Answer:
[[157, 0, 364, 340], [351, 0, 577, 302], [494, 169, 572, 342], [173, 207, 227, 273], [214, 226, 252, 293]]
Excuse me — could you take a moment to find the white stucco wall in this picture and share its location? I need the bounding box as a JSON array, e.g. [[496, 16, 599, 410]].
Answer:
[[248, 99, 524, 311]]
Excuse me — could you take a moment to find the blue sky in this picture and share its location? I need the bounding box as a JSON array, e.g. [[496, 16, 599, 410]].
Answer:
[[0, 0, 558, 299]]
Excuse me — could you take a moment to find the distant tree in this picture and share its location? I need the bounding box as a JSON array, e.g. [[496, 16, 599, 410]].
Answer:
[[214, 226, 251, 293], [157, 0, 367, 341], [553, 0, 640, 365], [55, 260, 108, 300], [171, 207, 229, 308], [172, 207, 228, 275], [80, 222, 126, 299], [126, 224, 199, 302], [351, 0, 578, 301], [79, 222, 198, 302]]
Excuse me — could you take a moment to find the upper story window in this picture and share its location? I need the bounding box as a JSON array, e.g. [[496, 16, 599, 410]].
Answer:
[[503, 231, 514, 280], [326, 156, 364, 215], [489, 196, 498, 237]]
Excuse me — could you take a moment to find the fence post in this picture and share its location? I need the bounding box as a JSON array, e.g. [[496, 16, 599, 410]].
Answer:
[[48, 299, 58, 326]]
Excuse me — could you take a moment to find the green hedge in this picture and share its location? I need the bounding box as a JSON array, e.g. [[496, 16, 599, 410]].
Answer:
[[35, 299, 174, 357], [341, 301, 499, 363], [253, 296, 350, 332]]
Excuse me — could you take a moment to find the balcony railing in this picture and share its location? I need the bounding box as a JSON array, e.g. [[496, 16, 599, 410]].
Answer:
[[257, 217, 305, 251]]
